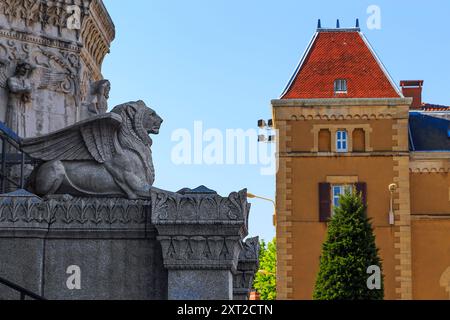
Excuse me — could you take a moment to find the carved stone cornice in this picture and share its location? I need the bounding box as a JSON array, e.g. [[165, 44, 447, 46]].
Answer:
[[151, 188, 250, 227], [0, 0, 91, 37], [233, 237, 260, 300], [0, 28, 81, 52], [272, 98, 411, 122], [80, 0, 115, 73], [157, 235, 243, 271], [151, 188, 250, 272], [90, 0, 115, 44], [410, 152, 450, 173], [0, 196, 151, 230]]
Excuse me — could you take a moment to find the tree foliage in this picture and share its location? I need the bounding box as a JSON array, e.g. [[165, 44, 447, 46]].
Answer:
[[313, 192, 384, 300], [253, 238, 277, 300]]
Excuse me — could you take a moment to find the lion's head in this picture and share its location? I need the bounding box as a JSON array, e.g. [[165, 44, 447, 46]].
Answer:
[[111, 100, 163, 146]]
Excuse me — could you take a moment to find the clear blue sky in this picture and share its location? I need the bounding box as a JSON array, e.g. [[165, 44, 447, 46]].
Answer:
[[102, 0, 450, 242]]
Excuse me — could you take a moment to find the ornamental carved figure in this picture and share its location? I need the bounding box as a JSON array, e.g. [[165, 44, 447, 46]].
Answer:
[[21, 100, 163, 199], [3, 60, 35, 137], [84, 79, 111, 117]]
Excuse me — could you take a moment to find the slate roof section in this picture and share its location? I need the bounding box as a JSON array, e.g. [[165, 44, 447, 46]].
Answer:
[[177, 185, 217, 195], [281, 29, 402, 99], [409, 113, 450, 151]]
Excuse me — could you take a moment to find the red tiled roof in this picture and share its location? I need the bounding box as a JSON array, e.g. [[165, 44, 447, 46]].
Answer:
[[281, 30, 401, 99]]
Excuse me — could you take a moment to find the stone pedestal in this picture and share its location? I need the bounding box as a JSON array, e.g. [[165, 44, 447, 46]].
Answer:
[[168, 270, 233, 300], [0, 194, 168, 300], [152, 187, 250, 300], [0, 186, 257, 300], [233, 237, 260, 300]]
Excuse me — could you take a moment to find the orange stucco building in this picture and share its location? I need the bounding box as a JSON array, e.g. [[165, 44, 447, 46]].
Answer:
[[273, 24, 450, 300]]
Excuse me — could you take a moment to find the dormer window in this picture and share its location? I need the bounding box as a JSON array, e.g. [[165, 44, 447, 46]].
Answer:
[[334, 79, 347, 93]]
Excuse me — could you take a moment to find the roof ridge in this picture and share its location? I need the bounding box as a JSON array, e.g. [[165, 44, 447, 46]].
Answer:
[[316, 28, 361, 32]]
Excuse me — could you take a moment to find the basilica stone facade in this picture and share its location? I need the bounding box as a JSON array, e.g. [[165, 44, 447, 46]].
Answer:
[[0, 0, 115, 138]]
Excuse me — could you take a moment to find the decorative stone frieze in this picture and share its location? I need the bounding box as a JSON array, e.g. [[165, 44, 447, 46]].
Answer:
[[152, 187, 251, 300], [233, 237, 260, 300], [0, 0, 115, 137], [410, 152, 450, 173]]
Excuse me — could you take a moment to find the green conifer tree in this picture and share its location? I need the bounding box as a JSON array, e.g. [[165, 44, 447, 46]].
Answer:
[[313, 191, 384, 300]]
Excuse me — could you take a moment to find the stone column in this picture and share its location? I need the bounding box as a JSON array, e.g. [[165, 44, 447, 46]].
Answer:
[[151, 186, 250, 300], [233, 237, 260, 300]]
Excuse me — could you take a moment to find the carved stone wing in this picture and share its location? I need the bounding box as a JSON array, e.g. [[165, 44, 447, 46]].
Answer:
[[21, 113, 123, 163], [35, 67, 74, 94]]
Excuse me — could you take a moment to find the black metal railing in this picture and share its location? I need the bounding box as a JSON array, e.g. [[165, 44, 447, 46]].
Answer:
[[0, 276, 46, 300], [0, 122, 38, 194]]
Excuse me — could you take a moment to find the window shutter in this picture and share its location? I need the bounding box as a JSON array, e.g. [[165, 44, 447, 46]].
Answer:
[[319, 183, 331, 222], [355, 182, 367, 207]]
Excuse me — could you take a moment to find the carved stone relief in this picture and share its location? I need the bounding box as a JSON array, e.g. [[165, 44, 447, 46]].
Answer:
[[0, 0, 89, 37], [233, 237, 260, 300], [0, 38, 81, 136], [81, 79, 110, 119]]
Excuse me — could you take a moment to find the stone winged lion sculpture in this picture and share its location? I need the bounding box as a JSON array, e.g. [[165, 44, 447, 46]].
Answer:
[[22, 100, 163, 199]]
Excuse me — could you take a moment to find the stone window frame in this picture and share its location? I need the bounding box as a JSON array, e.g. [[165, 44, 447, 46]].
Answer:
[[327, 175, 360, 214], [311, 124, 373, 153], [331, 184, 353, 210], [336, 130, 348, 152]]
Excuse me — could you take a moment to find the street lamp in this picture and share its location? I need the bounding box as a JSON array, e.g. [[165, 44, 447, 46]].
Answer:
[[257, 119, 276, 144], [247, 192, 276, 227], [388, 183, 397, 225]]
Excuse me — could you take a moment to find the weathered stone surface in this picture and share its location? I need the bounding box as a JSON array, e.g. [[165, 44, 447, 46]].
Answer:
[[168, 270, 233, 300], [81, 79, 110, 119], [43, 239, 167, 300], [0, 238, 45, 300], [21, 101, 163, 199], [233, 237, 260, 300], [0, 0, 115, 137], [152, 187, 251, 300], [0, 196, 168, 300]]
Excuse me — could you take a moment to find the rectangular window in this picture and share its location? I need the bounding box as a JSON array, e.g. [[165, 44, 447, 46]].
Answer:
[[334, 79, 347, 93], [336, 130, 348, 152], [332, 185, 353, 210]]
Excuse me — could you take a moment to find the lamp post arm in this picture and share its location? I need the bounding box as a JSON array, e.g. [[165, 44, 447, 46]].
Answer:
[[247, 192, 277, 227], [247, 193, 275, 208]]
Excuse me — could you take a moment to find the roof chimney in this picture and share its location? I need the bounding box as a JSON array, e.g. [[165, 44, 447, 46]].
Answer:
[[400, 80, 424, 110]]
